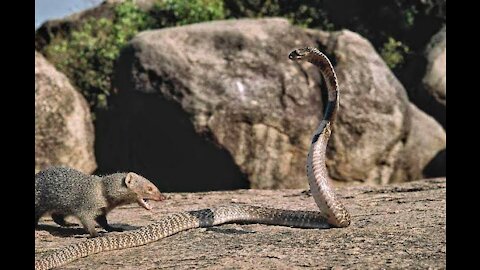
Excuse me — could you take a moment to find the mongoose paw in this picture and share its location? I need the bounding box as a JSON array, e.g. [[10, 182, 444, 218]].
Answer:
[[87, 232, 100, 238]]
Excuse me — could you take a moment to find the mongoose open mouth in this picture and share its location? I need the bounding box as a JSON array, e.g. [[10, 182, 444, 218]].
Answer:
[[137, 198, 152, 210], [137, 193, 166, 210]]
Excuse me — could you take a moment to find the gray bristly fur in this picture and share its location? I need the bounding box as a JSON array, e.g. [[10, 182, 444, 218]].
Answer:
[[35, 166, 165, 237]]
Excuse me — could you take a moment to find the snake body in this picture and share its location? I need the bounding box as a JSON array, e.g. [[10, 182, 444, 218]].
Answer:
[[35, 47, 350, 270]]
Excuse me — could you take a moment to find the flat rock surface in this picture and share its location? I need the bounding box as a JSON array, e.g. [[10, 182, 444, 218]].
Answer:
[[35, 178, 446, 269]]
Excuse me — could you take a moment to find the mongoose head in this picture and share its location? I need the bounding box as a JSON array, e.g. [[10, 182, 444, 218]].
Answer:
[[124, 173, 166, 210]]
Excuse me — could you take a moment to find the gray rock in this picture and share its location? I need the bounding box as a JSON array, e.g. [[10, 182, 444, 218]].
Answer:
[[35, 51, 97, 174], [308, 29, 411, 185], [423, 26, 446, 106], [308, 29, 446, 184], [96, 18, 324, 191], [35, 178, 446, 269], [95, 18, 445, 190], [400, 26, 446, 128], [392, 104, 446, 182]]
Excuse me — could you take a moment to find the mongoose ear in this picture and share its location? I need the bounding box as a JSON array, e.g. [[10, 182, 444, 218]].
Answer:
[[124, 173, 136, 188]]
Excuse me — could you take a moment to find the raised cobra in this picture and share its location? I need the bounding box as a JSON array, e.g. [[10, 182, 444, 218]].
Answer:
[[35, 47, 350, 270]]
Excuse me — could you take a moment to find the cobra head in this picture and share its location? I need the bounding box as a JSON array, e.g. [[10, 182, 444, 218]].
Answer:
[[288, 47, 314, 61]]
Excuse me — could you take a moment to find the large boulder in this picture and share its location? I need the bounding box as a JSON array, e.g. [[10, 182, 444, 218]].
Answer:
[[307, 29, 446, 184], [95, 18, 445, 190], [423, 26, 446, 110], [35, 51, 97, 174], [392, 104, 446, 182], [399, 26, 446, 128]]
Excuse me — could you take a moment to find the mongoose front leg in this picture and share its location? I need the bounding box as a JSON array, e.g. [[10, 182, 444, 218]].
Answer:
[[51, 213, 77, 227], [95, 214, 124, 232], [78, 216, 99, 237]]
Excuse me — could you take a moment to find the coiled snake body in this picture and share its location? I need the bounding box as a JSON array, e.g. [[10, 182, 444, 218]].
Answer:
[[35, 47, 350, 270]]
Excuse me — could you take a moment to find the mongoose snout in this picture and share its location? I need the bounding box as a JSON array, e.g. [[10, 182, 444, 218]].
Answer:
[[125, 172, 166, 210]]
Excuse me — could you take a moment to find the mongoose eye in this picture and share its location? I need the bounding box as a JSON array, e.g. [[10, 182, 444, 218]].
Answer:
[[148, 186, 154, 192]]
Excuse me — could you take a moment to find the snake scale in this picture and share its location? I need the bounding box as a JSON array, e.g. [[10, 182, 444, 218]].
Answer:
[[35, 47, 351, 270]]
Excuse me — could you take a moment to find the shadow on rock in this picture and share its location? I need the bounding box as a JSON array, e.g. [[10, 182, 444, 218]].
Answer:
[[423, 148, 446, 178], [36, 223, 142, 237]]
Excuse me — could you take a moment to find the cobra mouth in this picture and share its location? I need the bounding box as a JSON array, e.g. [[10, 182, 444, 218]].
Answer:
[[288, 52, 299, 60], [137, 198, 152, 210], [288, 51, 304, 60]]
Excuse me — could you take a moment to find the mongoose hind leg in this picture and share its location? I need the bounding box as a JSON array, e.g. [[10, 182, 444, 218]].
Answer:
[[95, 214, 124, 232], [52, 213, 77, 227]]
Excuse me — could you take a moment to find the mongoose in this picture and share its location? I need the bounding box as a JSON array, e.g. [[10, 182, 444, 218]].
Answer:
[[35, 166, 166, 237]]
